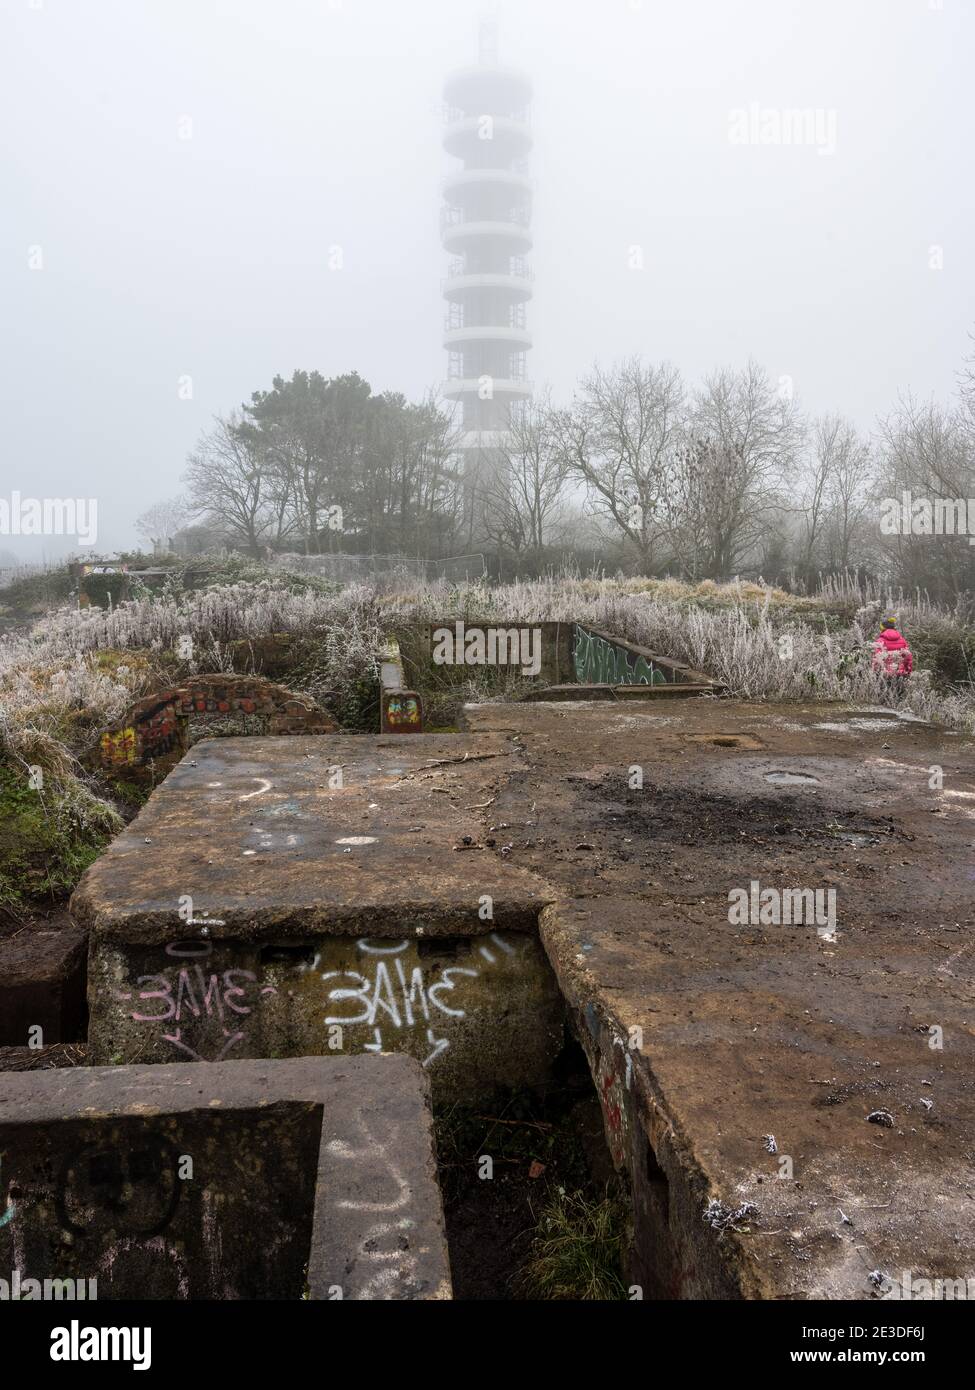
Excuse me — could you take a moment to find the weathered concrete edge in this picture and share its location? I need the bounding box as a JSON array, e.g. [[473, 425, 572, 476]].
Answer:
[[71, 894, 556, 945], [537, 900, 772, 1300]]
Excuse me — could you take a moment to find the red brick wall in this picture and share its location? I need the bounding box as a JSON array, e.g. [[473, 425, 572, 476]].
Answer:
[[97, 676, 337, 771]]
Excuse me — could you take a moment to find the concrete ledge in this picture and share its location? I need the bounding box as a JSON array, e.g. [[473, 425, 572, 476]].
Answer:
[[71, 735, 564, 1093], [0, 1055, 451, 1300], [71, 734, 550, 945]]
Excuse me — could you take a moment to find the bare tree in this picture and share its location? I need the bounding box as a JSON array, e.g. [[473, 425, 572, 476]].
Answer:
[[876, 395, 975, 596], [481, 394, 568, 560], [553, 358, 684, 571], [797, 415, 847, 573], [134, 495, 195, 551], [183, 413, 284, 557], [821, 418, 874, 571], [660, 363, 802, 579]]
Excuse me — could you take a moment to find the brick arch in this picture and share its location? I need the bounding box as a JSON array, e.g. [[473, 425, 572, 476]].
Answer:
[[96, 674, 337, 773]]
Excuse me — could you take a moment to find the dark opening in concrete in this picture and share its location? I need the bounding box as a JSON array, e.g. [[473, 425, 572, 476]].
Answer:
[[682, 732, 765, 750], [435, 1035, 630, 1300]]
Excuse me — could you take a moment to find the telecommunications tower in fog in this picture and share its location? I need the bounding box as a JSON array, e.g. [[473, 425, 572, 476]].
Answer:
[[441, 22, 533, 498]]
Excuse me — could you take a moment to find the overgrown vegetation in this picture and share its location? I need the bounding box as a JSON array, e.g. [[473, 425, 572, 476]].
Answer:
[[434, 1071, 629, 1301], [0, 756, 120, 914]]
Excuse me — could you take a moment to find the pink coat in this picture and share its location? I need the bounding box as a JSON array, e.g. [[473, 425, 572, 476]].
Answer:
[[871, 629, 913, 677]]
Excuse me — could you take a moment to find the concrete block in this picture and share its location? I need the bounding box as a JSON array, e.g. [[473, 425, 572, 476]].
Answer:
[[0, 1055, 451, 1300], [72, 735, 563, 1099]]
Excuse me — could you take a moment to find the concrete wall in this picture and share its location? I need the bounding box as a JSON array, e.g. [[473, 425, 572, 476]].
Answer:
[[87, 931, 565, 1102], [403, 621, 573, 689], [401, 620, 714, 691]]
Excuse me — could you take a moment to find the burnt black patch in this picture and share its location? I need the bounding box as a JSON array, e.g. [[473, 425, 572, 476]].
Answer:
[[595, 777, 900, 849]]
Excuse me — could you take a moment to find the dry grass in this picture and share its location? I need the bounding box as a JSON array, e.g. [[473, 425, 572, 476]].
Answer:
[[518, 1187, 630, 1301]]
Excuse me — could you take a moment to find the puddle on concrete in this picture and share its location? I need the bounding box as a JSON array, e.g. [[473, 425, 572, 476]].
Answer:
[[829, 830, 877, 848], [824, 818, 887, 847], [764, 771, 821, 786]]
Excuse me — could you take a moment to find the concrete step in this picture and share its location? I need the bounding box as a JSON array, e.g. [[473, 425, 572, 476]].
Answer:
[[522, 682, 721, 701]]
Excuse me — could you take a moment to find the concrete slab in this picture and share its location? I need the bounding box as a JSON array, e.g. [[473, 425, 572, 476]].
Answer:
[[459, 698, 975, 1298], [73, 735, 564, 1092], [0, 1055, 450, 1300], [71, 734, 549, 943]]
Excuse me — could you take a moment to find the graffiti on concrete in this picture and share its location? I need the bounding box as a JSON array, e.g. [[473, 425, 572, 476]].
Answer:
[[0, 1154, 16, 1230], [113, 940, 278, 1063], [58, 1139, 181, 1237], [572, 626, 667, 687], [107, 934, 536, 1073], [322, 934, 518, 1068], [324, 1110, 426, 1300], [381, 691, 423, 733]]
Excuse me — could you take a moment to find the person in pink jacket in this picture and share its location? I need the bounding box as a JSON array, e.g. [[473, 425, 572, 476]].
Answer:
[[871, 619, 913, 690]]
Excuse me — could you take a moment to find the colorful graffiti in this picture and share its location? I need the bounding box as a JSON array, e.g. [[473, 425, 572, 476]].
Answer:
[[572, 626, 668, 686], [96, 677, 335, 773], [381, 691, 423, 732], [99, 725, 138, 767]]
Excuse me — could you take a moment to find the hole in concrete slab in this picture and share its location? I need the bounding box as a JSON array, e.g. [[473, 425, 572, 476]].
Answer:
[[764, 770, 821, 786], [435, 1036, 629, 1301], [681, 732, 764, 750]]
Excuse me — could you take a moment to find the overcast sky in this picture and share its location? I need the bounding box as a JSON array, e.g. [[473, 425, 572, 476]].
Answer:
[[2, 0, 972, 558]]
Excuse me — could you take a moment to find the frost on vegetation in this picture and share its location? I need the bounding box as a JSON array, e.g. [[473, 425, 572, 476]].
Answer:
[[3, 571, 974, 778]]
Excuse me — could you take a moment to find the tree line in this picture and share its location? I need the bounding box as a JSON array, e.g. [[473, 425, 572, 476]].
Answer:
[[138, 337, 975, 598]]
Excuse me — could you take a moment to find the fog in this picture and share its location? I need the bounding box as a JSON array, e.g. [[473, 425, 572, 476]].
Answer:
[[2, 0, 972, 558]]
